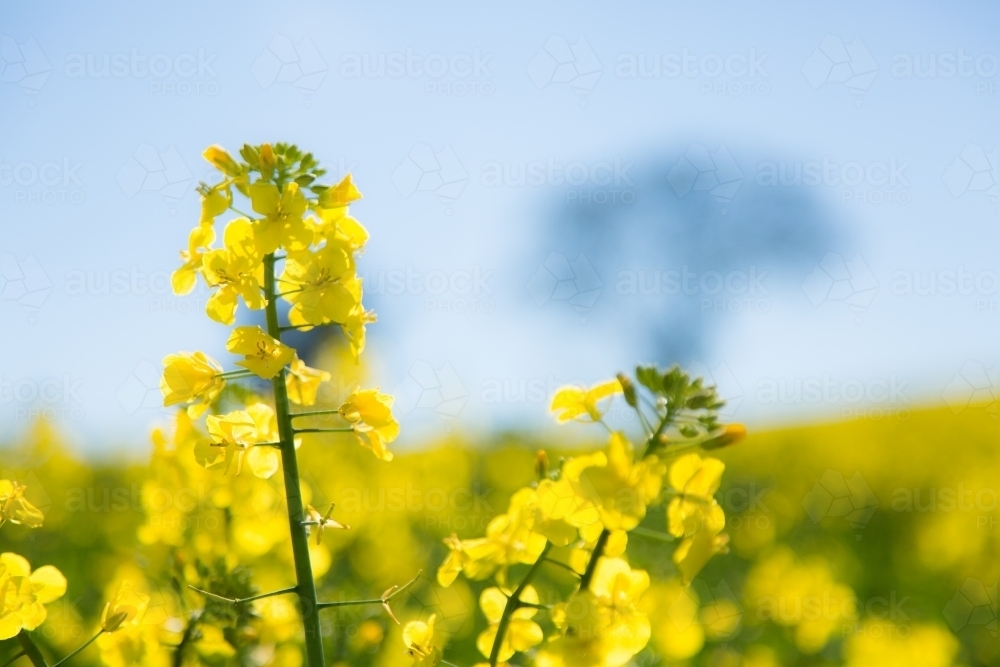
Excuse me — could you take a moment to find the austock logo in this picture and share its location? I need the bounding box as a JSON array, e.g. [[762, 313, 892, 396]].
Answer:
[[802, 35, 878, 106], [392, 144, 468, 213], [527, 35, 602, 105], [943, 578, 997, 635], [393, 361, 468, 422], [802, 469, 879, 537], [667, 144, 743, 214], [526, 252, 602, 322], [252, 35, 327, 94], [801, 252, 878, 323], [0, 252, 51, 323], [1, 35, 51, 97]]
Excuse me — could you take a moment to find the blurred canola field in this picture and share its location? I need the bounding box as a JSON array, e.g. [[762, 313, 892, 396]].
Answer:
[[2, 369, 997, 667]]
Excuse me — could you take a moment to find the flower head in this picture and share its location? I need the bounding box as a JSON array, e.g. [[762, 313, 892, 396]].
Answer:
[[171, 223, 216, 296], [338, 389, 399, 461], [403, 614, 442, 667], [476, 586, 544, 661], [202, 219, 266, 325], [160, 351, 225, 417], [100, 580, 150, 633], [285, 358, 331, 406], [0, 553, 67, 640], [226, 326, 295, 380], [550, 379, 623, 423], [248, 180, 312, 254], [0, 480, 44, 528]]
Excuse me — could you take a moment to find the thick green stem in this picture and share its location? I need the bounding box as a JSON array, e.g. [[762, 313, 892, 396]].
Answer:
[[489, 542, 551, 667], [263, 254, 326, 667], [16, 633, 47, 667]]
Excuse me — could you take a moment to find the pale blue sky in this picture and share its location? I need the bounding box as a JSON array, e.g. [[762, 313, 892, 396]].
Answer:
[[1, 0, 998, 453]]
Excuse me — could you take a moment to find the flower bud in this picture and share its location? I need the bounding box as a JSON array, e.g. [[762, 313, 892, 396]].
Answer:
[[535, 450, 549, 481], [617, 372, 637, 408], [702, 424, 747, 450], [203, 145, 240, 176], [259, 143, 276, 179]]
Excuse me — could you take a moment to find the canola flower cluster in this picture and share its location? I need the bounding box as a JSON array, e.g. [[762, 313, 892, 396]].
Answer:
[[1, 400, 987, 666], [402, 367, 748, 667]]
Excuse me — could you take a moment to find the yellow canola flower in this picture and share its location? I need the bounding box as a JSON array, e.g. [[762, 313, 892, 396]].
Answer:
[[666, 454, 728, 583], [200, 410, 263, 476], [160, 351, 225, 417], [476, 586, 544, 661], [403, 613, 443, 667], [340, 305, 377, 360], [538, 557, 651, 667], [285, 357, 331, 406], [0, 553, 67, 640], [202, 219, 266, 324], [318, 173, 362, 210], [248, 180, 312, 254], [96, 623, 165, 667], [226, 326, 295, 380], [171, 223, 216, 296], [550, 379, 622, 423], [438, 488, 547, 587], [570, 432, 665, 531], [0, 480, 45, 528], [245, 402, 281, 479], [279, 244, 360, 328], [338, 389, 399, 461], [100, 580, 150, 633], [199, 184, 231, 224]]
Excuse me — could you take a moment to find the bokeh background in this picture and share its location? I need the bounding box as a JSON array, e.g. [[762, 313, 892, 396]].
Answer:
[[2, 1, 1000, 666]]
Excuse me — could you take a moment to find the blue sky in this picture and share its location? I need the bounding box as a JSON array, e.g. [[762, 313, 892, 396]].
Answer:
[[1, 0, 998, 453]]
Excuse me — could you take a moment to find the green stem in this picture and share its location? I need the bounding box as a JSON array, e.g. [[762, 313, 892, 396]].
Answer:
[[263, 253, 326, 667], [489, 542, 551, 667], [631, 526, 676, 543], [293, 428, 352, 434], [579, 529, 610, 591], [16, 634, 47, 667], [217, 370, 254, 379], [1, 651, 25, 667], [188, 585, 297, 605], [51, 631, 102, 667], [290, 409, 343, 420]]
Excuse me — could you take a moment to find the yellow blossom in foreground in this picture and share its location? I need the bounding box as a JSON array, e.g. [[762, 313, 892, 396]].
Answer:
[[199, 410, 262, 476], [0, 480, 44, 528], [96, 622, 166, 667], [101, 580, 150, 633], [245, 402, 280, 479], [476, 586, 543, 661], [248, 180, 312, 254], [285, 357, 331, 406], [171, 223, 215, 295], [666, 453, 729, 583], [571, 432, 665, 531], [0, 553, 67, 639], [226, 326, 295, 380], [403, 613, 442, 666], [538, 557, 650, 667], [341, 305, 376, 359], [202, 219, 266, 324], [339, 389, 399, 461], [438, 488, 547, 587], [279, 244, 358, 327], [160, 351, 225, 417], [550, 379, 622, 423]]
